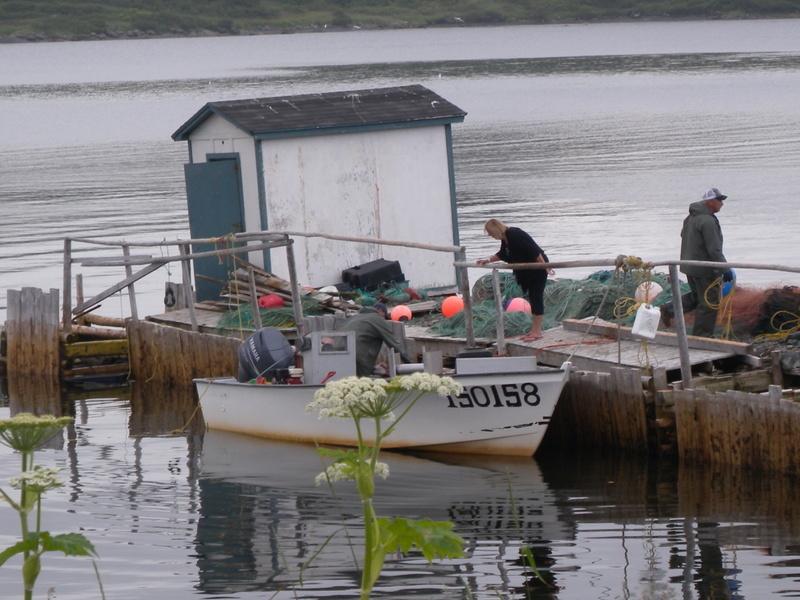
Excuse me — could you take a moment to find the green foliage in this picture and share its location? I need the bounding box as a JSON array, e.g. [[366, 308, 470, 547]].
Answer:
[[39, 532, 97, 557], [0, 538, 37, 567], [378, 517, 465, 561], [309, 375, 465, 598], [0, 414, 98, 600], [0, 0, 797, 41]]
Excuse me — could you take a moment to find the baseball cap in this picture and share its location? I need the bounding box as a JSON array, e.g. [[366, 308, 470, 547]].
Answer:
[[702, 187, 727, 201]]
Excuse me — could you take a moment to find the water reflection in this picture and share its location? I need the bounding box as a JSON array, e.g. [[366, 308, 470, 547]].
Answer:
[[196, 431, 569, 597], [195, 433, 800, 598], [1, 380, 800, 598]]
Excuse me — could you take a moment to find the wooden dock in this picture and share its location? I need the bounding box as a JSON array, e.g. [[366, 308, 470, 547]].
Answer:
[[4, 233, 800, 477]]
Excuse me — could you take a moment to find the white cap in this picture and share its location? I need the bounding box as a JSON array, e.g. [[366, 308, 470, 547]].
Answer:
[[702, 187, 727, 201]]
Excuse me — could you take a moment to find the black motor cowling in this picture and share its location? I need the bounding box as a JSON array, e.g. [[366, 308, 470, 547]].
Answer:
[[237, 327, 294, 382]]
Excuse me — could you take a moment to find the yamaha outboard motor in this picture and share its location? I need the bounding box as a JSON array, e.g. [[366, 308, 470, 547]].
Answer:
[[237, 327, 294, 382]]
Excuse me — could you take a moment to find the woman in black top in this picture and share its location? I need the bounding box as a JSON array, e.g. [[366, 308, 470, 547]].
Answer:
[[477, 218, 552, 341]]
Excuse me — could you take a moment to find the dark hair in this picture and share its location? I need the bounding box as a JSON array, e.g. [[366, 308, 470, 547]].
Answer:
[[373, 302, 388, 316]]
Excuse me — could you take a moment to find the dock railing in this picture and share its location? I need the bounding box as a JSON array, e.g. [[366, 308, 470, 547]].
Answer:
[[61, 230, 473, 343], [458, 256, 800, 388], [59, 232, 800, 389]]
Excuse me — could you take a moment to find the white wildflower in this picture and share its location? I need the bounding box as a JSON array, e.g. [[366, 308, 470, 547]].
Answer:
[[0, 413, 73, 452], [392, 372, 462, 396], [307, 377, 389, 419], [10, 465, 62, 493], [315, 461, 389, 486], [373, 462, 390, 480]]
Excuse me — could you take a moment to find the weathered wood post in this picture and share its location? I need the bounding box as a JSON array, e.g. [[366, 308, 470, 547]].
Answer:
[[62, 238, 72, 332], [284, 236, 305, 339], [455, 247, 475, 347], [492, 268, 506, 355], [247, 267, 263, 330], [669, 264, 693, 388], [122, 243, 139, 322], [6, 287, 60, 378], [179, 243, 198, 332]]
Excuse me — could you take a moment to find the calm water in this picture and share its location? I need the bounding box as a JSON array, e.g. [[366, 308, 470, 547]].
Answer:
[[2, 381, 800, 599], [2, 19, 800, 598], [1, 20, 800, 319]]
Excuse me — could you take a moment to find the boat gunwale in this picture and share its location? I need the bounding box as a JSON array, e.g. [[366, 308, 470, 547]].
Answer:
[[194, 367, 567, 389]]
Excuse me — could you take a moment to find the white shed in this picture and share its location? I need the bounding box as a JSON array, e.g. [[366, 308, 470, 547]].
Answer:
[[172, 85, 466, 301]]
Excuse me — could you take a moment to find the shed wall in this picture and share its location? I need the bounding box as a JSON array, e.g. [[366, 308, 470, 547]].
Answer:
[[261, 126, 456, 288]]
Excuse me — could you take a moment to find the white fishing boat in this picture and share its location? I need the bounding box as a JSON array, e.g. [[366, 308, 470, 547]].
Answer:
[[196, 329, 569, 457]]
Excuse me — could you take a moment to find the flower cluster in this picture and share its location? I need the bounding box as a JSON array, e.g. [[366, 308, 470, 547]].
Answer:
[[9, 465, 62, 493], [0, 414, 73, 452], [389, 372, 462, 397], [307, 377, 390, 419], [308, 373, 463, 423], [314, 461, 390, 487]]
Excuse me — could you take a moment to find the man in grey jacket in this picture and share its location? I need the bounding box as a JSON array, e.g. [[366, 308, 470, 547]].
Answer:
[[662, 187, 734, 338], [340, 303, 411, 376]]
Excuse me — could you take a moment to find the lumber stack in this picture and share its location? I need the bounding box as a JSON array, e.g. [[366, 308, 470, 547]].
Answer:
[[61, 309, 130, 381], [219, 259, 355, 314]]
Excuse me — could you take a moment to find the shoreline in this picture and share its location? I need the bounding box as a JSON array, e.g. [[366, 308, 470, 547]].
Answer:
[[2, 14, 798, 45]]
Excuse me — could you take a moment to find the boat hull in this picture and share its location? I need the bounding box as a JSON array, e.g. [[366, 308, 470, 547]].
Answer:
[[195, 369, 568, 456]]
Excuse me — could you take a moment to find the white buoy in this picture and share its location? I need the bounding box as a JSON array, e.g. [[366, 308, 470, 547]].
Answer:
[[634, 281, 663, 303]]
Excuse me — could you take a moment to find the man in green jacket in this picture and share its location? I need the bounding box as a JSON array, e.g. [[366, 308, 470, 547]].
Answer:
[[662, 187, 734, 338], [340, 303, 410, 376]]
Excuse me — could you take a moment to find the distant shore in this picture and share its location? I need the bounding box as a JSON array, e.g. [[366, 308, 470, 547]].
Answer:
[[1, 0, 798, 45]]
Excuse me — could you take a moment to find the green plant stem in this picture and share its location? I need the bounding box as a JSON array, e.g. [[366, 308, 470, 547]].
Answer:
[[382, 391, 424, 439], [360, 497, 377, 600], [20, 451, 32, 600]]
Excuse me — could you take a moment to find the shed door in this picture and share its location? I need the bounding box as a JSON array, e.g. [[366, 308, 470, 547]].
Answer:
[[184, 158, 244, 302]]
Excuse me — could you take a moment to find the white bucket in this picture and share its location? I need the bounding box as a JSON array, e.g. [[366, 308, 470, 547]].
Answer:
[[631, 304, 661, 339]]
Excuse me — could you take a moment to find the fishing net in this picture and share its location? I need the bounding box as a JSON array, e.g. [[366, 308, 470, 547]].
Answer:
[[217, 296, 326, 331], [350, 281, 424, 306], [430, 270, 688, 338]]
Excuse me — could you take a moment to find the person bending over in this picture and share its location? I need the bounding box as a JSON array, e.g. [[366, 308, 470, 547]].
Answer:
[[340, 302, 410, 376], [477, 218, 552, 341]]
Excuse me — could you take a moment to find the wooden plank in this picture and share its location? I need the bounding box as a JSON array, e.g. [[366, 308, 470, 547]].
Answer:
[[70, 324, 127, 339], [63, 339, 129, 359], [74, 262, 163, 315], [561, 318, 751, 355], [81, 313, 127, 328], [62, 363, 130, 379]]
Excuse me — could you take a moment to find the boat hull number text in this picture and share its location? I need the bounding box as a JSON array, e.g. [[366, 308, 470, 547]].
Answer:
[[446, 383, 541, 408]]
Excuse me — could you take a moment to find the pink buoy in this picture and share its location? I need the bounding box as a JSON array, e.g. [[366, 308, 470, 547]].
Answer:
[[391, 305, 412, 322], [506, 297, 531, 314]]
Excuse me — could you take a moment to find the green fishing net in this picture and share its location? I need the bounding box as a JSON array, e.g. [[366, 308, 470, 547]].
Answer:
[[431, 270, 688, 338], [216, 296, 326, 331]]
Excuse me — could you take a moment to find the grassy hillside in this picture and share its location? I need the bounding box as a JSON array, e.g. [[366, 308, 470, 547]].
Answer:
[[1, 0, 798, 42]]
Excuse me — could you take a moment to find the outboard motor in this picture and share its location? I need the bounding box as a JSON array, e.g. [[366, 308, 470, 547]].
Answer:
[[237, 327, 294, 382]]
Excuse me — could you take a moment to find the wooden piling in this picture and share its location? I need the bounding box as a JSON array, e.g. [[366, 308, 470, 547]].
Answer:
[[541, 366, 648, 453], [672, 386, 800, 475], [5, 287, 60, 378], [127, 320, 239, 385]]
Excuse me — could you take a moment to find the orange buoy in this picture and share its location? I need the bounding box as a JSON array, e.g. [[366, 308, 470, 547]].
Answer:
[[441, 295, 464, 318], [391, 305, 412, 321], [506, 297, 531, 314]]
